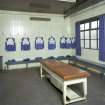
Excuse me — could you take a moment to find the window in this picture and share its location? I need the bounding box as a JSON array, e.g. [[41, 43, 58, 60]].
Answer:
[[80, 18, 99, 50]]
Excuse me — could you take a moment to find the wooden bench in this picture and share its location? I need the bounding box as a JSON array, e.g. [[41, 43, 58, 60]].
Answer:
[[40, 60, 90, 105], [70, 56, 105, 75], [5, 55, 70, 70], [5, 59, 42, 70]]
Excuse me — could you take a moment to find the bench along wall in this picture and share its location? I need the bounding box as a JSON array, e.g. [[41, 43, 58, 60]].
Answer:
[[69, 1, 105, 64], [0, 10, 74, 70]]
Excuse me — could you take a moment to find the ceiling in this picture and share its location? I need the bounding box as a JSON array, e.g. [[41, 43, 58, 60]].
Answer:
[[0, 0, 104, 16], [66, 0, 105, 16], [0, 0, 76, 14]]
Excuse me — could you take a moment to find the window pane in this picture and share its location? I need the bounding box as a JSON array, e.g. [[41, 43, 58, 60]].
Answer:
[[97, 20, 99, 28], [91, 21, 97, 29], [98, 39, 99, 49], [85, 40, 89, 48], [80, 32, 84, 39], [85, 31, 89, 39], [91, 30, 97, 39], [85, 23, 89, 30], [97, 29, 99, 39], [80, 24, 84, 30], [91, 40, 97, 49], [81, 40, 84, 48]]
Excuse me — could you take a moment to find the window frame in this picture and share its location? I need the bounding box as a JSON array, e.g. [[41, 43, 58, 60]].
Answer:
[[80, 18, 99, 50]]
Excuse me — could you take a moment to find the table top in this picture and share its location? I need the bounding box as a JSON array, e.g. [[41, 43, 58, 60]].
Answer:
[[41, 60, 90, 80]]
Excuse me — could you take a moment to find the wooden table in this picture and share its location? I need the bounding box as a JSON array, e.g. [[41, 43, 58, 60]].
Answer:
[[40, 60, 90, 105]]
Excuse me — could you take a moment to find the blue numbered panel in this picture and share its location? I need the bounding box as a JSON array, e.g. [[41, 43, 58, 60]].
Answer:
[[60, 36, 66, 49], [5, 38, 16, 51], [35, 37, 44, 49], [66, 37, 72, 49], [21, 38, 30, 51], [48, 37, 56, 50], [71, 37, 76, 49]]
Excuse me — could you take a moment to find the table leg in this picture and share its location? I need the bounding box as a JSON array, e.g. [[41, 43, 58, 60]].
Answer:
[[40, 65, 43, 78], [63, 82, 67, 105], [83, 79, 87, 98], [40, 65, 45, 78]]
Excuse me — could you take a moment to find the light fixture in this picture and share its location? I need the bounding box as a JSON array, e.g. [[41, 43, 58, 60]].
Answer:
[[57, 0, 76, 2], [30, 17, 51, 21]]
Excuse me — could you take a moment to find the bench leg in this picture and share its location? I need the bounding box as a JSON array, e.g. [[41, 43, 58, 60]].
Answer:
[[7, 65, 9, 70], [26, 63, 28, 70], [68, 60, 70, 64]]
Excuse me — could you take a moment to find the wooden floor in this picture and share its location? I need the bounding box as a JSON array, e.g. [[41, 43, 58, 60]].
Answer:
[[0, 68, 105, 105]]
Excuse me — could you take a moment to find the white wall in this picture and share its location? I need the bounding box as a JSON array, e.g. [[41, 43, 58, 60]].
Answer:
[[0, 10, 74, 69], [69, 1, 105, 64]]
